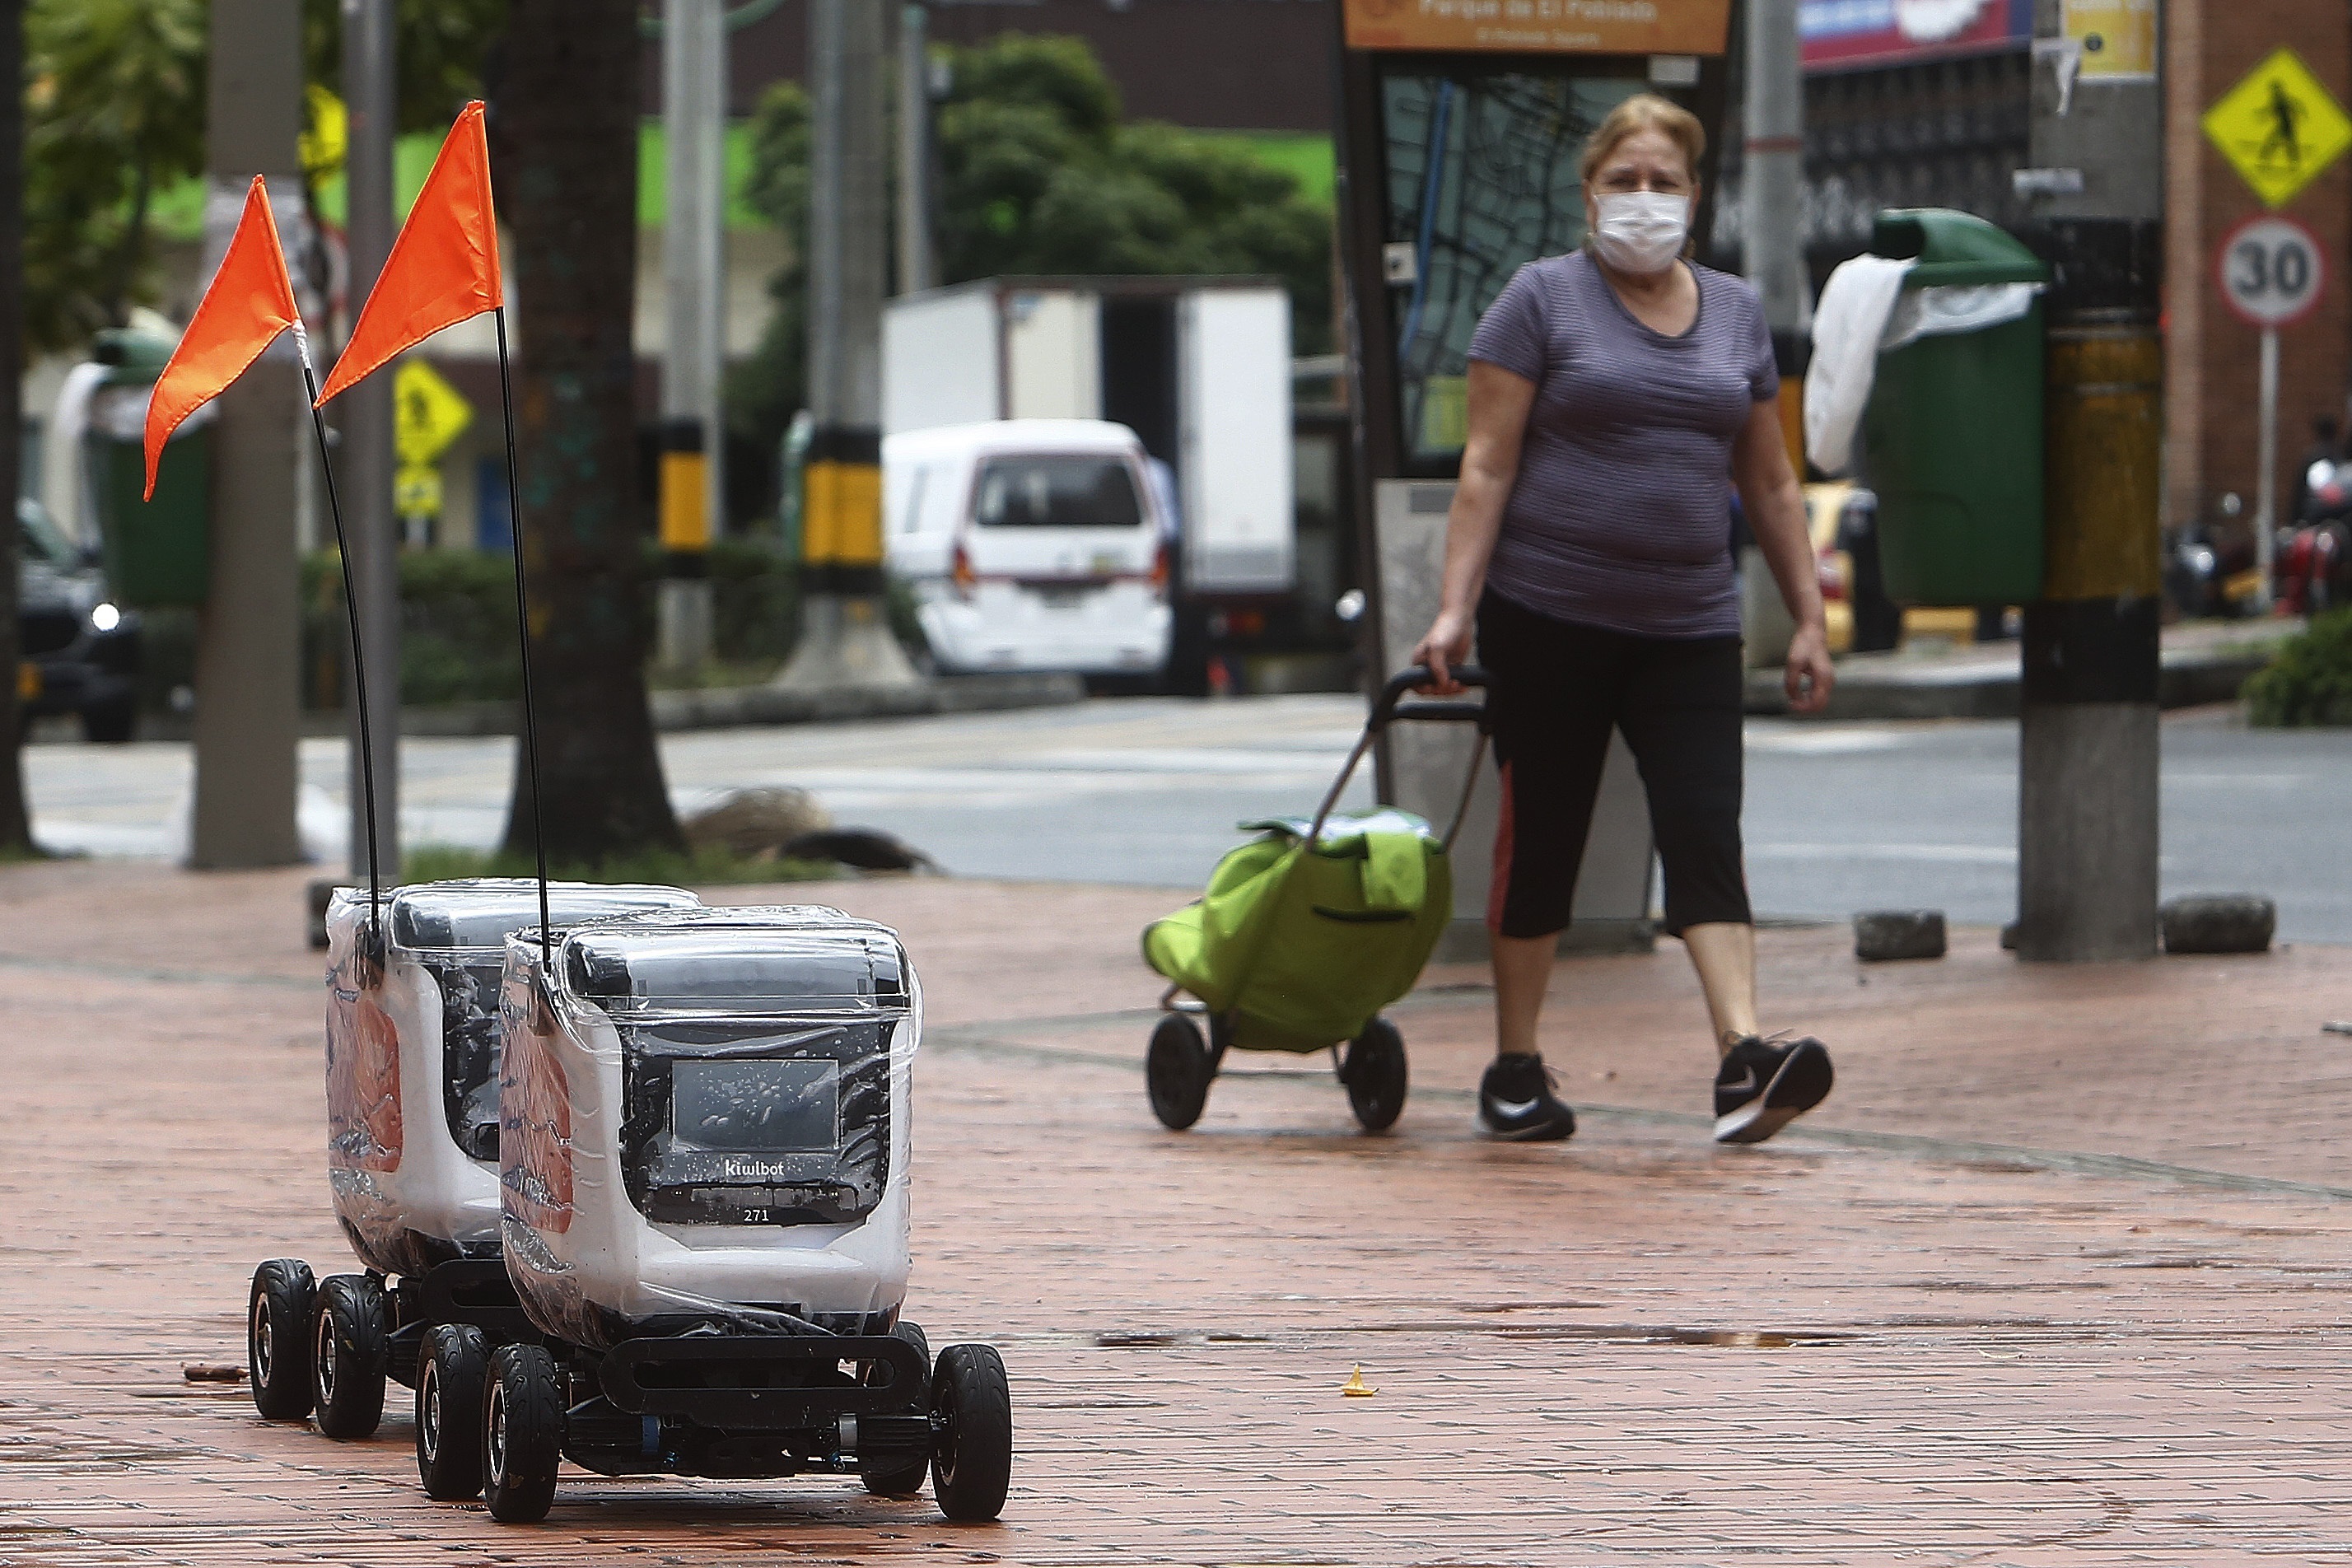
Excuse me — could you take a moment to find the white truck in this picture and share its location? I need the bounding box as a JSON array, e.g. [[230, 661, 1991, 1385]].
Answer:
[[883, 278, 1295, 691]]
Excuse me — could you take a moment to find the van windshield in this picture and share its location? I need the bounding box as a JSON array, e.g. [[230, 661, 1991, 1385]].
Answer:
[[973, 455, 1141, 530]]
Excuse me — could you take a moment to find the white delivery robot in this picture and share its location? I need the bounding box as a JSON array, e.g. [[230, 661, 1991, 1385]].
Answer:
[[244, 880, 700, 1449], [456, 905, 1010, 1524]]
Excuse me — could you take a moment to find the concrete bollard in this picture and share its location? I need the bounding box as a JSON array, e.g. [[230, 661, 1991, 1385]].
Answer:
[[2159, 895, 2275, 955], [1855, 910, 1948, 962]]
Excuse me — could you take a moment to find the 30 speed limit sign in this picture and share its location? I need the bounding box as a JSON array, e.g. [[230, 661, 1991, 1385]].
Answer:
[[2219, 215, 2326, 328]]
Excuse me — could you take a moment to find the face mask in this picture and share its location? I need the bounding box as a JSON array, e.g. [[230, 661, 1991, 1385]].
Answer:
[[1590, 191, 1690, 275]]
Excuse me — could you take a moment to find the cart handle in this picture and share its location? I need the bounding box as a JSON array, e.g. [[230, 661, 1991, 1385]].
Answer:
[[1304, 666, 1492, 851], [1370, 665, 1489, 733]]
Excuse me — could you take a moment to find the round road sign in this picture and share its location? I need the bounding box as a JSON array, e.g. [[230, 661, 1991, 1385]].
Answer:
[[2219, 215, 2326, 329]]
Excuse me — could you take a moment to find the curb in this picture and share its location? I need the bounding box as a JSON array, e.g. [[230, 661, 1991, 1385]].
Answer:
[[133, 671, 1089, 743], [1744, 646, 2276, 721]]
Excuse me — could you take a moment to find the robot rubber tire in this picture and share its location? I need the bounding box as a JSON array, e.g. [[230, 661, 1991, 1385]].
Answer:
[[246, 1259, 317, 1421], [416, 1323, 490, 1500], [311, 1274, 389, 1440], [861, 1320, 932, 1497], [1146, 1014, 1213, 1131], [1340, 1016, 1408, 1133], [482, 1343, 562, 1524], [929, 1343, 1011, 1524]]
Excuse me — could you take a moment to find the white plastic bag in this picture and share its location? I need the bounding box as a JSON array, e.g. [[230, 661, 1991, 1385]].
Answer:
[[1804, 254, 1911, 477]]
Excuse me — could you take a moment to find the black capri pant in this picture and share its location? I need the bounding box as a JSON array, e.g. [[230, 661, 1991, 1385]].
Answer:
[[1477, 590, 1751, 940]]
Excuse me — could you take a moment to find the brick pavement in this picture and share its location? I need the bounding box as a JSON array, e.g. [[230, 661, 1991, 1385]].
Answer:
[[3, 860, 2350, 1565]]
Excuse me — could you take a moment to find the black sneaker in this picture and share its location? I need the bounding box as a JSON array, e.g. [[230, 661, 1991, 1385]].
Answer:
[[1713, 1034, 1834, 1145], [1477, 1054, 1576, 1141]]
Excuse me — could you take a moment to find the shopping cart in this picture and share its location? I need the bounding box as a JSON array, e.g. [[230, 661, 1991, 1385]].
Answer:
[[1141, 665, 1488, 1132]]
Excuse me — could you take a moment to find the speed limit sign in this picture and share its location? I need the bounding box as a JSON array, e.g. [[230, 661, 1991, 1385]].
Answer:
[[2219, 215, 2326, 328]]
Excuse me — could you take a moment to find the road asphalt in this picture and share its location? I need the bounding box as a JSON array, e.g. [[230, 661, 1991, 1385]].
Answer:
[[23, 693, 2352, 940]]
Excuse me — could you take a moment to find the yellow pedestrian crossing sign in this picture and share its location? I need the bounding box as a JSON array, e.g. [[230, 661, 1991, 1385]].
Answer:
[[2203, 49, 2352, 210], [394, 359, 474, 468]]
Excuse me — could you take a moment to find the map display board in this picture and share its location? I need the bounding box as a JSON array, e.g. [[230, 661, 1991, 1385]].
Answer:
[[1381, 71, 1645, 467]]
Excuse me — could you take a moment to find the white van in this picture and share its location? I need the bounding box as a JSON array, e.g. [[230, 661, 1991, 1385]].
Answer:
[[883, 419, 1173, 676]]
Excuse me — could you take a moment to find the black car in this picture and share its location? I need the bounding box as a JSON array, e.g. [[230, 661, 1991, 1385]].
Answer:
[[17, 498, 141, 742]]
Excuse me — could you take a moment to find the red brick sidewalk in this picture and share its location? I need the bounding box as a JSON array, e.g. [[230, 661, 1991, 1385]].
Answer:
[[2, 861, 2350, 1565]]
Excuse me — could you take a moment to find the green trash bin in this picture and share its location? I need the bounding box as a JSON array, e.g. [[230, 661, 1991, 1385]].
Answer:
[[82, 329, 212, 610], [1860, 209, 2052, 608]]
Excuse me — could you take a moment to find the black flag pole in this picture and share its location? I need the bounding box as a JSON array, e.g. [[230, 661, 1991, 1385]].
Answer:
[[492, 305, 553, 965], [292, 323, 384, 938]]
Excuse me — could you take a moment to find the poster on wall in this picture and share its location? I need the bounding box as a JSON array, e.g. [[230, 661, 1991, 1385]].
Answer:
[[1799, 0, 2032, 71]]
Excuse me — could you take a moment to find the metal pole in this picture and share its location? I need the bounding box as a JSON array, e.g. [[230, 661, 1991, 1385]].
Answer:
[[2254, 326, 2279, 613], [895, 2, 933, 296], [2014, 0, 2165, 962], [342, 0, 399, 888], [780, 0, 920, 690], [1741, 0, 1808, 341], [657, 0, 724, 670], [191, 0, 304, 868]]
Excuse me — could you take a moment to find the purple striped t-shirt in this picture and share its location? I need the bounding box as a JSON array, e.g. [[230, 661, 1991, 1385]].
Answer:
[[1467, 250, 1777, 639]]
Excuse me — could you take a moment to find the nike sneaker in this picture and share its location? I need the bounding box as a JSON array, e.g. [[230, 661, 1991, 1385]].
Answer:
[[1712, 1034, 1834, 1145], [1476, 1053, 1577, 1141]]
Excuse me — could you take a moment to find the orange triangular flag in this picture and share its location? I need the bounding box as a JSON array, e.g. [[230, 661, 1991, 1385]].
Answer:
[[317, 101, 502, 406], [142, 177, 303, 500]]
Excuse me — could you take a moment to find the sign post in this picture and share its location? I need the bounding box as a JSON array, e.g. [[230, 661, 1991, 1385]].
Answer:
[[2217, 214, 2326, 611]]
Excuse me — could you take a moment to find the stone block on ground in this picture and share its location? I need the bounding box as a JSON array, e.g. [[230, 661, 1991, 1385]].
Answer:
[[1855, 909, 1948, 962], [2161, 894, 2275, 955]]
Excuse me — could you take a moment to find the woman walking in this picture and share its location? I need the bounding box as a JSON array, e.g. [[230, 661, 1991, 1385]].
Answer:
[[1412, 94, 1836, 1146]]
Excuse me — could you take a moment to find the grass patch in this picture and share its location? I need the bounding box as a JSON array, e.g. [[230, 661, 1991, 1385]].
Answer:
[[401, 842, 843, 888]]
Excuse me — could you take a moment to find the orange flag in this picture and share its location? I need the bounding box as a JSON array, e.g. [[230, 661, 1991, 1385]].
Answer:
[[142, 177, 303, 500], [317, 101, 502, 406]]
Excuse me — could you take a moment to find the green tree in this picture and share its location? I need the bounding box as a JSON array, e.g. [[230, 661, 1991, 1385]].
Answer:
[[21, 0, 207, 353], [730, 32, 1334, 468], [20, 0, 506, 356]]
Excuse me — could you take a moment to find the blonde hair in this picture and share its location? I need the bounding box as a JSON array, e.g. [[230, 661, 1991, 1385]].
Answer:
[[1579, 93, 1706, 189]]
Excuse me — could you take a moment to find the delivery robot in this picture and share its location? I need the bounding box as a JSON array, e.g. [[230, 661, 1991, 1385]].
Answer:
[[244, 880, 701, 1454], [459, 904, 1012, 1524]]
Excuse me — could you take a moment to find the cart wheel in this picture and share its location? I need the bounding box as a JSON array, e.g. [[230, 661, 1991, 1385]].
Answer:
[[861, 1319, 933, 1496], [930, 1343, 1011, 1524], [1146, 1014, 1213, 1131], [416, 1323, 489, 1500], [311, 1274, 388, 1440], [247, 1259, 316, 1421], [483, 1343, 562, 1524], [1342, 1016, 1408, 1133]]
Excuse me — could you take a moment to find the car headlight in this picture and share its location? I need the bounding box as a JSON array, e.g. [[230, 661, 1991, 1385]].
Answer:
[[89, 602, 122, 632]]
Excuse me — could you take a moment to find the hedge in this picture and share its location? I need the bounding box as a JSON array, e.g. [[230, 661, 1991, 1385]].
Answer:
[[136, 538, 922, 712], [2244, 608, 2352, 727]]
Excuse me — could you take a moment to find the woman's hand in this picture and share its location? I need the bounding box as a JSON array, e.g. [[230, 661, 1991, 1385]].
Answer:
[[1784, 622, 1835, 714], [1412, 607, 1475, 693]]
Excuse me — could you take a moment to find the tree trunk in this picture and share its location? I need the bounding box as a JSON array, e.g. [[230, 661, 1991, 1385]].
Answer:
[[0, 0, 30, 856], [491, 0, 683, 865]]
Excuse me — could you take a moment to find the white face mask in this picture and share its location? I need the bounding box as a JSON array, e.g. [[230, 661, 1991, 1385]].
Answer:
[[1589, 190, 1691, 275]]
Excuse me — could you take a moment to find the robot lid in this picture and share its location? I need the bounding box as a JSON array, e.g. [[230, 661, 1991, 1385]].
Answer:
[[544, 905, 912, 1021], [366, 879, 701, 953]]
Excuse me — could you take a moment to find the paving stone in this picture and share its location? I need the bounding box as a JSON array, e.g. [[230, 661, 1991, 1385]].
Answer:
[[2, 861, 2350, 1564]]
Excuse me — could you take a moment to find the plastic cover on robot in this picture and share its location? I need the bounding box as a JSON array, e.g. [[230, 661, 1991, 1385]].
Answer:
[[323, 880, 701, 1278], [497, 906, 922, 1350]]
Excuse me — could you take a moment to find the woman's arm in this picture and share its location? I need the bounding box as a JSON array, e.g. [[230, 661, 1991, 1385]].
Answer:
[[1731, 399, 1834, 714], [1412, 360, 1538, 691]]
